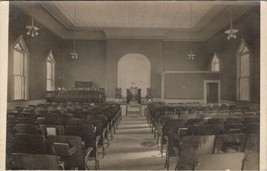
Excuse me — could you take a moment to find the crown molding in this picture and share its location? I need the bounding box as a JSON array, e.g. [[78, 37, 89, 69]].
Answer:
[[12, 1, 256, 41]]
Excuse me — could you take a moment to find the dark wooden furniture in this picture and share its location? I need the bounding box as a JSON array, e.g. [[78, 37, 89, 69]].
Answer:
[[126, 88, 141, 104], [126, 88, 141, 116], [115, 88, 122, 103], [75, 81, 93, 88], [45, 89, 106, 103]]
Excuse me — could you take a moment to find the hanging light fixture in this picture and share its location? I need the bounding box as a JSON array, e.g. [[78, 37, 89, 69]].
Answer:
[[70, 2, 78, 59], [26, 16, 39, 37], [225, 11, 238, 40], [188, 4, 195, 60]]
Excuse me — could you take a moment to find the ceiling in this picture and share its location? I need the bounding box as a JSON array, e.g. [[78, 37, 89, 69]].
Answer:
[[52, 2, 213, 29], [13, 1, 258, 41]]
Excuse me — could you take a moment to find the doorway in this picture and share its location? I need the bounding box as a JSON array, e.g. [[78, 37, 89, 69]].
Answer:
[[204, 80, 221, 103]]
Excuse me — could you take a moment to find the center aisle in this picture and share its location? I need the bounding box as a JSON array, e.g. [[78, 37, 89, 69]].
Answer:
[[99, 115, 170, 170]]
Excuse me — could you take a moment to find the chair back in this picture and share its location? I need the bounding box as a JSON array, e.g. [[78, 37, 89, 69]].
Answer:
[[11, 153, 62, 170], [15, 124, 40, 134], [14, 133, 47, 154], [213, 133, 246, 153], [177, 135, 215, 170], [47, 135, 85, 170], [194, 153, 245, 170]]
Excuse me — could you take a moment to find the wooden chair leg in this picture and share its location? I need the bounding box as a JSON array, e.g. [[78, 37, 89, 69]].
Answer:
[[101, 135, 105, 158], [160, 138, 164, 157], [165, 148, 169, 170]]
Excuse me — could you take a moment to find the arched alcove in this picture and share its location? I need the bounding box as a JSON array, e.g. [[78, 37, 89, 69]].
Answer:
[[118, 54, 151, 97]]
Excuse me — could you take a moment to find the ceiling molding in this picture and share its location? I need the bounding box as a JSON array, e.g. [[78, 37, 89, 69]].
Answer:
[[12, 1, 258, 41], [42, 2, 74, 30]]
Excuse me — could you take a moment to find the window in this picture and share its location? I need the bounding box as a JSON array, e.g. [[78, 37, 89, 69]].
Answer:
[[46, 50, 55, 91], [211, 52, 220, 72], [12, 36, 29, 100], [237, 40, 250, 101]]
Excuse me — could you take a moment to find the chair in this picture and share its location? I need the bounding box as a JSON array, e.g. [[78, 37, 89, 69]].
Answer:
[[145, 88, 153, 103], [244, 123, 259, 134], [160, 119, 185, 156], [37, 116, 57, 125], [18, 112, 35, 119], [223, 124, 244, 134], [13, 133, 47, 154], [47, 135, 87, 170], [66, 118, 83, 125], [193, 124, 223, 135], [65, 125, 100, 169], [85, 119, 106, 158], [89, 115, 111, 146], [175, 135, 216, 170], [164, 125, 188, 170], [10, 153, 64, 170], [7, 115, 16, 135], [226, 117, 244, 125], [16, 117, 35, 124], [206, 118, 225, 125], [244, 116, 260, 124], [115, 88, 122, 104], [194, 153, 245, 170], [15, 124, 40, 134], [156, 115, 178, 145], [213, 133, 247, 153], [243, 133, 259, 170], [186, 118, 206, 126]]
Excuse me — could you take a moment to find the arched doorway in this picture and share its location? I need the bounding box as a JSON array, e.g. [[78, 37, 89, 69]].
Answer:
[[118, 54, 151, 97]]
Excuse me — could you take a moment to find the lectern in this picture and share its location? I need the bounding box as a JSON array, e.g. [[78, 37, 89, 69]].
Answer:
[[126, 87, 141, 116]]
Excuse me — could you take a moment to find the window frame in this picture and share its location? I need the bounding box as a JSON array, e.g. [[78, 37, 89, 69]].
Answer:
[[211, 52, 220, 72], [46, 50, 56, 91], [236, 39, 251, 101], [10, 35, 29, 101]]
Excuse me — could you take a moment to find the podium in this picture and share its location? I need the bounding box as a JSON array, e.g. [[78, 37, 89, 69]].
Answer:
[[126, 88, 141, 116]]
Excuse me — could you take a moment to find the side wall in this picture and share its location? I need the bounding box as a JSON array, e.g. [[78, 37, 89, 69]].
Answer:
[[205, 7, 260, 104], [8, 5, 62, 101]]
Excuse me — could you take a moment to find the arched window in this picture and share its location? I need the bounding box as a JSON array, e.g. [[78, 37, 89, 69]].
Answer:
[[211, 52, 220, 72], [12, 36, 29, 100], [237, 39, 250, 101], [46, 50, 55, 91]]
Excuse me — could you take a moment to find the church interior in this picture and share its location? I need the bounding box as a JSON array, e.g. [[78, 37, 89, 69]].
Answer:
[[0, 1, 265, 170]]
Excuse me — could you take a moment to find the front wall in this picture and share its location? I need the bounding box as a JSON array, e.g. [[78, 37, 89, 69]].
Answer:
[[164, 73, 220, 99], [106, 39, 163, 98]]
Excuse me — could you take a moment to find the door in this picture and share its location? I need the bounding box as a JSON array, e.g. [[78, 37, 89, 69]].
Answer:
[[204, 80, 220, 104]]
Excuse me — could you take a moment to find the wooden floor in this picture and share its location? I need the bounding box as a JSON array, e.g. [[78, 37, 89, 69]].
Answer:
[[98, 115, 176, 170]]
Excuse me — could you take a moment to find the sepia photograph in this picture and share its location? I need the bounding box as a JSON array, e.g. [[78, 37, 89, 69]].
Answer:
[[0, 0, 266, 170]]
